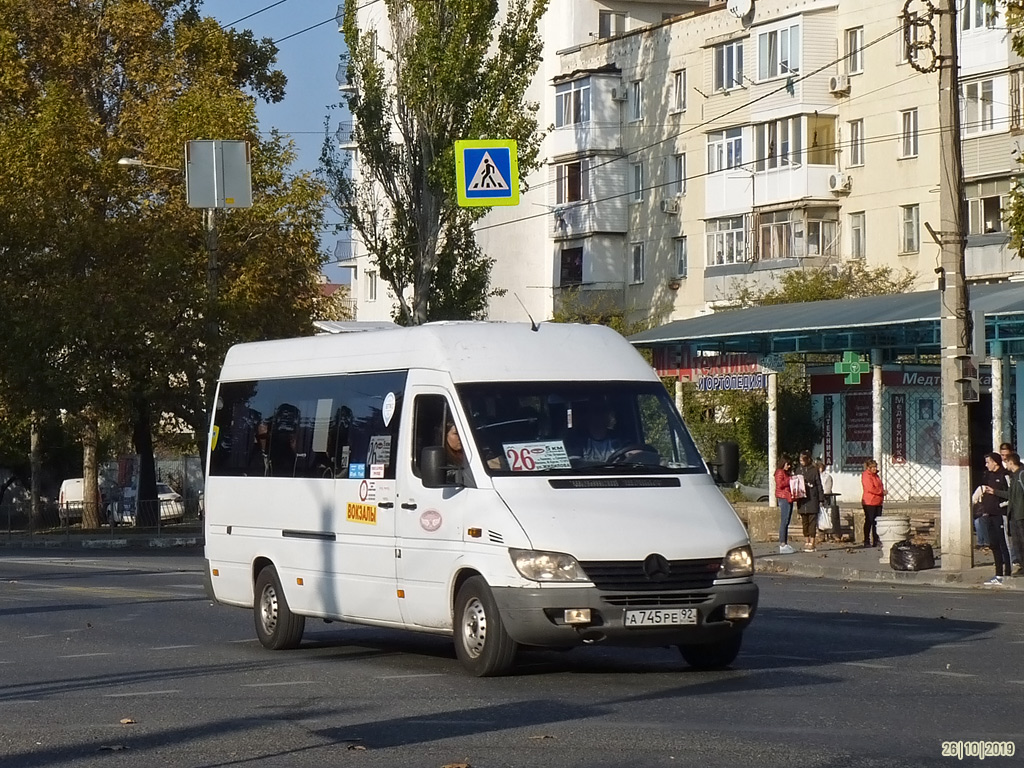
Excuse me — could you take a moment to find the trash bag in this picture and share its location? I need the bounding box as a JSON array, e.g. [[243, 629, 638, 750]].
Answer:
[[889, 539, 935, 571]]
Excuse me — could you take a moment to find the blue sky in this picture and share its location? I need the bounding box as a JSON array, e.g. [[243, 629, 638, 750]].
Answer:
[[200, 0, 349, 283]]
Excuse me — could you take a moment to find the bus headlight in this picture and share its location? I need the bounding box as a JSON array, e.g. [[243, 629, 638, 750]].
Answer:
[[718, 545, 754, 579], [509, 549, 590, 582]]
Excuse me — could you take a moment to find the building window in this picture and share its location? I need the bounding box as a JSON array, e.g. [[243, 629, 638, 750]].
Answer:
[[630, 79, 643, 121], [754, 116, 802, 170], [671, 69, 687, 112], [900, 204, 920, 253], [559, 246, 583, 286], [631, 162, 644, 202], [962, 0, 996, 31], [902, 12, 919, 63], [555, 78, 590, 127], [807, 114, 837, 164], [665, 153, 686, 195], [758, 24, 800, 81], [555, 160, 589, 204], [845, 27, 864, 74], [366, 270, 377, 302], [675, 237, 688, 278], [708, 127, 743, 172], [706, 216, 746, 265], [849, 119, 864, 166], [900, 109, 919, 157], [714, 41, 744, 91], [599, 10, 625, 39], [850, 212, 866, 258], [962, 79, 994, 134], [965, 179, 1010, 234], [758, 210, 795, 260], [806, 217, 839, 257], [631, 242, 645, 284]]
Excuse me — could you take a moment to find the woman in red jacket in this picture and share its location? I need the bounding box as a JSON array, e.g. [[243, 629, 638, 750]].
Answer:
[[861, 459, 886, 547], [774, 454, 796, 554]]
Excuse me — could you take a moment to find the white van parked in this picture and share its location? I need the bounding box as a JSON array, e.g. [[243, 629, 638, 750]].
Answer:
[[203, 323, 757, 676]]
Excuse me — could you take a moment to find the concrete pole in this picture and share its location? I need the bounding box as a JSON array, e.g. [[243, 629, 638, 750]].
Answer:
[[991, 340, 1004, 449], [674, 377, 683, 415], [935, 0, 974, 572], [872, 349, 883, 466], [767, 371, 778, 509], [1016, 358, 1024, 451]]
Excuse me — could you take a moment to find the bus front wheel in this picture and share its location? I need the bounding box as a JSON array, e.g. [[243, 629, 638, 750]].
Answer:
[[254, 565, 305, 650], [678, 632, 743, 670], [453, 576, 518, 677]]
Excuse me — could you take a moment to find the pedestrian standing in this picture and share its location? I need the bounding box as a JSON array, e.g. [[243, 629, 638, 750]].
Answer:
[[992, 451, 1024, 576], [980, 452, 1012, 584], [861, 459, 886, 548], [794, 450, 823, 552], [774, 454, 796, 554]]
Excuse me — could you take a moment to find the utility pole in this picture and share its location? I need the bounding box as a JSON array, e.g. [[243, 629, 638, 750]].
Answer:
[[912, 0, 973, 571]]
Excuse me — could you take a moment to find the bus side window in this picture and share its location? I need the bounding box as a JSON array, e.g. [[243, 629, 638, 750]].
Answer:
[[412, 395, 448, 478]]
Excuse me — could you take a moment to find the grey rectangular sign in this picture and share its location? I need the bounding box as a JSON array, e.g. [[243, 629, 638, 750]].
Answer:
[[185, 140, 253, 209]]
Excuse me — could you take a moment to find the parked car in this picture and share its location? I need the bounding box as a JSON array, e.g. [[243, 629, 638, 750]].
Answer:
[[58, 477, 117, 522], [734, 481, 770, 503], [110, 483, 185, 526]]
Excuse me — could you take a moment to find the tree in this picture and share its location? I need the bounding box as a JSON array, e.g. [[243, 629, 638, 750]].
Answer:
[[0, 1, 328, 527], [324, 0, 548, 325], [727, 261, 917, 307]]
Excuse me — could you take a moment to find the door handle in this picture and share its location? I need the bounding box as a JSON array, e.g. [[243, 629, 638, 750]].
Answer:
[[377, 501, 394, 509], [400, 502, 418, 510]]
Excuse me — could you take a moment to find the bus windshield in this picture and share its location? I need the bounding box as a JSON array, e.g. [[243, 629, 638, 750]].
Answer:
[[457, 381, 707, 476]]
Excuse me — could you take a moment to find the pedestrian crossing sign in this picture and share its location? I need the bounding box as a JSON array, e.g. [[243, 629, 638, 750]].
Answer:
[[455, 139, 519, 207]]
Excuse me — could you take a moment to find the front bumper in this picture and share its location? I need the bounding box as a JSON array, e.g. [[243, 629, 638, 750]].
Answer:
[[491, 581, 758, 648]]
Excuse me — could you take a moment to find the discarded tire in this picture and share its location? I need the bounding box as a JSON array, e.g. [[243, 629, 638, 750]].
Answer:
[[889, 539, 935, 571]]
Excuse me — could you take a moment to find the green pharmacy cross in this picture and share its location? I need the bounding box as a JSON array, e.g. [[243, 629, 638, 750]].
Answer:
[[835, 351, 869, 385]]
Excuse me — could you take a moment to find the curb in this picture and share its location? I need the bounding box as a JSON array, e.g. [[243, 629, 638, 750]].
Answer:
[[755, 555, 1021, 590], [1, 536, 203, 551]]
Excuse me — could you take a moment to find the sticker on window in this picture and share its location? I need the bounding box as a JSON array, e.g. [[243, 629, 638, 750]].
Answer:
[[382, 392, 396, 427], [349, 463, 366, 479], [502, 441, 572, 472], [367, 435, 392, 467]]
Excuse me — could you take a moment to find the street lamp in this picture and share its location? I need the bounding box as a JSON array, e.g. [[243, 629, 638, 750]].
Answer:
[[117, 157, 179, 172]]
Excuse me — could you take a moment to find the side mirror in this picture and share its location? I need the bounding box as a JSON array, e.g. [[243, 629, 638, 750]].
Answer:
[[713, 440, 739, 485], [421, 446, 448, 488]]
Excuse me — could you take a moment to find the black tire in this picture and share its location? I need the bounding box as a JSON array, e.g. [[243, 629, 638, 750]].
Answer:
[[679, 633, 743, 670], [253, 565, 305, 650], [453, 576, 518, 677]]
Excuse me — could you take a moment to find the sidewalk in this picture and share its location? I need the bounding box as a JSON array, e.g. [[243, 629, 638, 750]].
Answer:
[[755, 539, 1022, 589], [0, 531, 202, 550]]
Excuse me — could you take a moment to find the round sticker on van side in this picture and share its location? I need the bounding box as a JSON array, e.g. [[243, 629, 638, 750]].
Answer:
[[419, 509, 442, 532], [382, 392, 396, 427]]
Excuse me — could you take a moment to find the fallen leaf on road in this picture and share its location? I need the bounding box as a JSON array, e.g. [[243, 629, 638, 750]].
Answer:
[[97, 745, 129, 752], [529, 734, 555, 740], [441, 763, 471, 768], [119, 718, 135, 725], [346, 744, 367, 751]]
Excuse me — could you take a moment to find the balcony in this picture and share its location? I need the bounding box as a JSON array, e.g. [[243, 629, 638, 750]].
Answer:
[[548, 122, 621, 159], [551, 199, 627, 240], [705, 163, 834, 217]]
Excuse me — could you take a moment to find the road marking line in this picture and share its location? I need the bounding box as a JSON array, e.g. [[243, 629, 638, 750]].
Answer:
[[824, 649, 883, 655], [105, 690, 179, 698], [59, 652, 114, 659], [0, 700, 41, 705], [378, 673, 445, 680], [22, 635, 52, 640], [923, 670, 975, 678], [932, 643, 970, 648], [60, 629, 85, 634], [773, 655, 819, 662], [1008, 680, 1024, 685], [151, 645, 197, 650], [841, 662, 892, 669], [229, 639, 258, 644], [241, 681, 318, 688]]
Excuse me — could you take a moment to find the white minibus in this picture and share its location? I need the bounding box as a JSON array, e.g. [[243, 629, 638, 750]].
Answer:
[[203, 322, 757, 676]]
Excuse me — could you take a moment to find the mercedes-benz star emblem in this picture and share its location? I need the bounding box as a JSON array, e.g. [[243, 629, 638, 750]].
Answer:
[[642, 553, 671, 581]]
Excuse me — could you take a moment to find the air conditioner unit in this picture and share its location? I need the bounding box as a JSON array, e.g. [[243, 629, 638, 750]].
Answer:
[[659, 199, 679, 214], [829, 74, 851, 95], [611, 87, 629, 102], [828, 172, 852, 193]]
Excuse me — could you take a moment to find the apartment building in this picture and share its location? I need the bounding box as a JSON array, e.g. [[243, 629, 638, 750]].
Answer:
[[344, 0, 1023, 325]]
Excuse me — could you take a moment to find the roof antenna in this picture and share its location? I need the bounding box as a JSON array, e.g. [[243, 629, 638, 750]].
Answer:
[[513, 292, 539, 332]]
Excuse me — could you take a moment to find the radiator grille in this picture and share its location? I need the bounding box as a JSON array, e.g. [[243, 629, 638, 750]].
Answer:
[[579, 558, 721, 591], [600, 593, 712, 608]]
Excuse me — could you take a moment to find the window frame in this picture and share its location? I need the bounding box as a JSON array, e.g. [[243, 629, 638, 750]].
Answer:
[[848, 119, 864, 166], [631, 162, 644, 202], [671, 68, 687, 113], [630, 242, 645, 284], [714, 40, 744, 91], [630, 79, 643, 122], [555, 159, 590, 205], [708, 127, 743, 173], [845, 26, 864, 74], [674, 236, 688, 278], [899, 109, 919, 158], [554, 78, 591, 128], [665, 152, 686, 196], [758, 24, 800, 81], [559, 246, 584, 286], [849, 211, 866, 259], [900, 204, 920, 253], [706, 216, 747, 265]]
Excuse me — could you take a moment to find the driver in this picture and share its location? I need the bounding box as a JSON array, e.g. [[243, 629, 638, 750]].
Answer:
[[582, 402, 625, 462]]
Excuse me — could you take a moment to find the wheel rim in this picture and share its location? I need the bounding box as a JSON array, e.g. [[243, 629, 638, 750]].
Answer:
[[259, 582, 279, 635], [460, 596, 488, 659]]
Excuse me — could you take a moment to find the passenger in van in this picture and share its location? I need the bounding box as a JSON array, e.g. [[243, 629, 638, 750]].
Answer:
[[247, 421, 272, 477], [444, 422, 468, 483], [578, 402, 625, 462]]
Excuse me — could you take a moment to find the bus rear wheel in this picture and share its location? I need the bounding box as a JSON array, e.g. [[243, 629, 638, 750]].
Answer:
[[453, 576, 518, 677], [254, 565, 305, 650]]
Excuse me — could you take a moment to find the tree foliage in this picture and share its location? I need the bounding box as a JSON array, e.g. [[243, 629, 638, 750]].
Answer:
[[728, 261, 917, 307], [0, 0, 328, 524], [324, 0, 548, 325]]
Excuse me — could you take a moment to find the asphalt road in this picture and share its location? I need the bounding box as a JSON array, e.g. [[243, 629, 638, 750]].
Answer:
[[1, 551, 1022, 768]]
